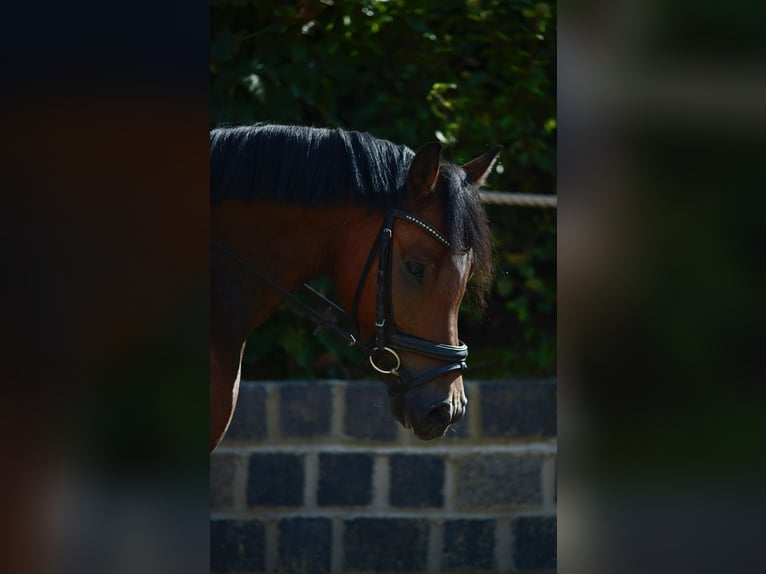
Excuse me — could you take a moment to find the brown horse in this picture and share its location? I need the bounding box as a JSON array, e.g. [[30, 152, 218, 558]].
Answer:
[[210, 124, 499, 450]]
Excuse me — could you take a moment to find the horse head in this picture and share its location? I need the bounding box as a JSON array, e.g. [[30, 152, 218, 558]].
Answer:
[[334, 142, 500, 439]]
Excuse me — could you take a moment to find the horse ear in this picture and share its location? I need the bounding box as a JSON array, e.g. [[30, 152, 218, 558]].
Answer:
[[407, 142, 442, 199], [462, 146, 502, 187]]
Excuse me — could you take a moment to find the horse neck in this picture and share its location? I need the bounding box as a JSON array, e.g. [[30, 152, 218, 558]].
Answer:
[[210, 199, 360, 344]]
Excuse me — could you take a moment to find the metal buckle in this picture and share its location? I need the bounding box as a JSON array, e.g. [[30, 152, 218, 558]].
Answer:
[[368, 346, 401, 376]]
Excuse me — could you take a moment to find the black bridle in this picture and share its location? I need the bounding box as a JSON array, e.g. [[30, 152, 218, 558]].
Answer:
[[211, 208, 468, 394]]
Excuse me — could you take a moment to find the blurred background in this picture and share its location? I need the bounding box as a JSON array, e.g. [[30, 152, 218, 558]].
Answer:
[[1, 2, 210, 573], [557, 1, 766, 573], [211, 0, 557, 380]]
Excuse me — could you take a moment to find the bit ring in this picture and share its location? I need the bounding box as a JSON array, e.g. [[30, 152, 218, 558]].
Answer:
[[369, 346, 401, 375]]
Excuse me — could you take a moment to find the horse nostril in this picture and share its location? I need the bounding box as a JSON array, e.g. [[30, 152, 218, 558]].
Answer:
[[424, 402, 452, 428]]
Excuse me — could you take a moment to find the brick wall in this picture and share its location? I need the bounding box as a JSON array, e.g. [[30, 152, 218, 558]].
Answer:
[[211, 379, 557, 573]]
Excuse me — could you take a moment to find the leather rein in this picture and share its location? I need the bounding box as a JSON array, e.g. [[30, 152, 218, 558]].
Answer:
[[210, 208, 468, 394]]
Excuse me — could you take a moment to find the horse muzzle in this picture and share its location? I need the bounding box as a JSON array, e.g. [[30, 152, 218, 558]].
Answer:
[[387, 366, 467, 440]]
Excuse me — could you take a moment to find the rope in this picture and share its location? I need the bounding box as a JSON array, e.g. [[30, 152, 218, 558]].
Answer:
[[480, 191, 557, 208]]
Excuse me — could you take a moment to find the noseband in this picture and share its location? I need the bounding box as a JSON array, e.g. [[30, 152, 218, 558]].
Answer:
[[211, 208, 468, 394]]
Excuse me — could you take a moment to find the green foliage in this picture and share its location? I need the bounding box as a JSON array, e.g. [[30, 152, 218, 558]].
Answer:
[[212, 0, 556, 378]]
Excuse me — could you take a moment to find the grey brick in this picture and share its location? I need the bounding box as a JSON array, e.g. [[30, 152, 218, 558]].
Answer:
[[247, 453, 304, 507], [210, 519, 265, 572], [226, 383, 267, 440], [318, 453, 373, 506], [513, 515, 557, 571], [443, 519, 495, 570], [480, 380, 556, 438], [280, 383, 332, 437], [344, 518, 429, 571], [210, 453, 237, 511], [389, 454, 444, 508], [456, 455, 542, 508], [278, 517, 332, 574], [345, 382, 398, 440]]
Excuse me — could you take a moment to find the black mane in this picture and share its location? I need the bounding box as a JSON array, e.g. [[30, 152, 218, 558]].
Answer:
[[210, 123, 494, 300], [210, 123, 413, 210]]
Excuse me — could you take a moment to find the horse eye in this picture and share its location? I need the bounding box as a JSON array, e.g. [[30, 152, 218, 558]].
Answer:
[[405, 261, 425, 282]]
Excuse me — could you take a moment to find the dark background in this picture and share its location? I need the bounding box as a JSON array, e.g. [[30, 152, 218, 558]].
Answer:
[[1, 2, 210, 573]]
